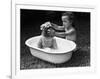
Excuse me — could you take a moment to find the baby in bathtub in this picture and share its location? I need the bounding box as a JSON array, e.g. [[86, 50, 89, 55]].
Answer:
[[38, 22, 57, 49]]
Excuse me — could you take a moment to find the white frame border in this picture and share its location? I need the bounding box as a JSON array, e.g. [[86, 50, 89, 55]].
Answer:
[[11, 4, 96, 79]]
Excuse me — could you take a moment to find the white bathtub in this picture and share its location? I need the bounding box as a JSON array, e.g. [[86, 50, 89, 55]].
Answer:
[[25, 36, 76, 64]]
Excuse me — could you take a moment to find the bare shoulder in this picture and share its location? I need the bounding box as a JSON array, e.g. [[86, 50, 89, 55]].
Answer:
[[70, 26, 75, 30], [69, 26, 76, 32], [65, 26, 76, 34]]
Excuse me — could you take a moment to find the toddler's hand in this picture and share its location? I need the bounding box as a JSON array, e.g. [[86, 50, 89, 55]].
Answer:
[[40, 21, 51, 30], [45, 21, 52, 27]]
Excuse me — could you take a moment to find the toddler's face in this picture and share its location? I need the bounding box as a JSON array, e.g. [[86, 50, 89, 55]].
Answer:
[[61, 16, 70, 28]]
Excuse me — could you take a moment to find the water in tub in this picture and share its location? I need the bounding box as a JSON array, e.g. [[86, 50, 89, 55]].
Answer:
[[30, 36, 75, 54]]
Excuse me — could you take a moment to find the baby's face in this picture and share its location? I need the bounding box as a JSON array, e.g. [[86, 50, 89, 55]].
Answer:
[[43, 27, 55, 38], [47, 28, 55, 37], [61, 16, 70, 28]]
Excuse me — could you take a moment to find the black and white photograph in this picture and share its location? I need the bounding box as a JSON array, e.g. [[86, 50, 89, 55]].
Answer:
[[0, 0, 98, 79], [10, 2, 98, 79], [20, 7, 90, 70]]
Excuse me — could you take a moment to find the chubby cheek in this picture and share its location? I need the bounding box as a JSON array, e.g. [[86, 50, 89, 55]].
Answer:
[[50, 30, 55, 37], [63, 22, 69, 27]]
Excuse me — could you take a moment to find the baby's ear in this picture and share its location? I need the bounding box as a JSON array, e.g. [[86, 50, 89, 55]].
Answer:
[[40, 24, 45, 30]]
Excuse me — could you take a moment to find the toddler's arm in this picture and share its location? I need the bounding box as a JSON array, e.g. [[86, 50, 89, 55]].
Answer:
[[65, 27, 75, 34], [51, 23, 64, 31]]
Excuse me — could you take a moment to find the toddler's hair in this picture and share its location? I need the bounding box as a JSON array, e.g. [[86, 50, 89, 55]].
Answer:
[[62, 12, 74, 23]]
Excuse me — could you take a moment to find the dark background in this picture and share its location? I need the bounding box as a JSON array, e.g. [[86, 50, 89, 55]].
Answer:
[[20, 9, 90, 69]]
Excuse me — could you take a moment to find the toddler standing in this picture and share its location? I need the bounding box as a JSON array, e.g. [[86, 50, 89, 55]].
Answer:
[[52, 12, 76, 42]]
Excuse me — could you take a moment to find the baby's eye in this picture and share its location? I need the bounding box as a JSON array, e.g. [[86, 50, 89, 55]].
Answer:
[[47, 29, 50, 32], [64, 20, 69, 23]]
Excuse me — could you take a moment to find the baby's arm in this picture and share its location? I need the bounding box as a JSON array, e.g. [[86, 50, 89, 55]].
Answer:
[[52, 38, 58, 49], [37, 38, 43, 48]]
